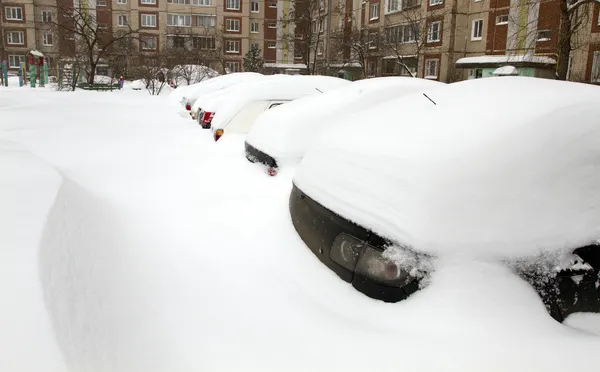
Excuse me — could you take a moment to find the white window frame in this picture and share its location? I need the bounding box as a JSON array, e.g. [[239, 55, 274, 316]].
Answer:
[[118, 14, 128, 27], [471, 19, 483, 41], [225, 61, 241, 73], [168, 13, 192, 27], [43, 32, 53, 46], [97, 0, 107, 6], [472, 0, 482, 2], [7, 31, 24, 45], [194, 14, 216, 27], [385, 0, 400, 13], [536, 29, 551, 42], [591, 51, 600, 83], [5, 6, 23, 20], [226, 18, 240, 32], [319, 18, 324, 32], [226, 39, 240, 53], [141, 36, 157, 49], [41, 10, 52, 23], [194, 36, 216, 49], [141, 14, 157, 27], [496, 14, 508, 25], [429, 0, 442, 5], [268, 42, 276, 49], [191, 0, 211, 5], [8, 55, 25, 68], [268, 2, 277, 8], [250, 22, 259, 33], [226, 0, 240, 10], [117, 0, 128, 4], [268, 22, 276, 28], [427, 21, 441, 42], [140, 0, 157, 4], [424, 59, 439, 79], [251, 1, 259, 12], [370, 3, 379, 21]]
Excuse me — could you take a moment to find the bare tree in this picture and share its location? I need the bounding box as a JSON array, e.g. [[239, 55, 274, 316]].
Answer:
[[282, 0, 328, 74], [330, 25, 382, 78], [164, 27, 221, 84], [52, 2, 139, 84]]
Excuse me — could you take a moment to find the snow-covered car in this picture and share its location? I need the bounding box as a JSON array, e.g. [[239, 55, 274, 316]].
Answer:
[[290, 77, 600, 321], [181, 72, 264, 118], [245, 77, 444, 173], [210, 75, 351, 141]]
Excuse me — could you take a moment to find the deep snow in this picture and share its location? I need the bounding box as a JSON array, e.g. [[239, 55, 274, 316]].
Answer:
[[2, 81, 600, 372], [294, 77, 600, 259]]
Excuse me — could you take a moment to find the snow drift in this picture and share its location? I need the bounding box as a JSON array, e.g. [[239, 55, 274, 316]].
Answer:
[[294, 77, 600, 259]]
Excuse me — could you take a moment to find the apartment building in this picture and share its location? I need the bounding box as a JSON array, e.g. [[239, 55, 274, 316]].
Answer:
[[1, 0, 60, 70]]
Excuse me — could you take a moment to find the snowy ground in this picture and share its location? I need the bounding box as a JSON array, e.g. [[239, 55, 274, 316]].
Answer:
[[2, 83, 600, 372]]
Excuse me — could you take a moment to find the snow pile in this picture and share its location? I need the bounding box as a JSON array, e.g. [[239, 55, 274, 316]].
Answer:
[[294, 77, 600, 259], [493, 65, 519, 76], [176, 72, 264, 106], [246, 77, 443, 166], [210, 75, 351, 131]]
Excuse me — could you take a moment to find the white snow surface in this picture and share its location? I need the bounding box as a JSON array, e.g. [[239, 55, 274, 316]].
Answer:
[[2, 82, 600, 372], [294, 77, 600, 259], [174, 72, 264, 105], [564, 313, 600, 336], [210, 75, 351, 131], [492, 65, 519, 76], [456, 55, 556, 65], [246, 77, 444, 166]]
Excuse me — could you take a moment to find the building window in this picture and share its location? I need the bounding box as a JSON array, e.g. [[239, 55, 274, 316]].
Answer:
[[168, 14, 192, 27], [117, 0, 128, 3], [167, 35, 187, 48], [430, 0, 442, 5], [8, 55, 25, 68], [42, 32, 53, 46], [251, 22, 259, 33], [468, 68, 483, 79], [537, 30, 551, 41], [118, 14, 128, 26], [226, 18, 241, 32], [5, 6, 23, 20], [141, 14, 157, 27], [193, 14, 216, 27], [295, 51, 302, 59], [368, 60, 376, 76], [226, 0, 240, 10], [225, 61, 241, 72], [368, 33, 378, 49], [268, 22, 276, 28], [226, 39, 240, 53], [424, 59, 439, 78], [251, 1, 259, 11], [386, 0, 399, 13], [193, 36, 216, 49], [319, 19, 324, 32], [471, 19, 483, 40], [141, 35, 157, 49], [268, 2, 277, 8], [167, 0, 211, 4], [389, 23, 420, 43], [403, 0, 419, 8], [7, 31, 24, 45], [591, 51, 600, 83], [370, 3, 379, 20], [140, 0, 157, 4], [317, 42, 323, 55], [268, 42, 276, 49], [496, 14, 508, 25], [41, 11, 52, 23], [427, 21, 441, 42], [97, 0, 107, 6]]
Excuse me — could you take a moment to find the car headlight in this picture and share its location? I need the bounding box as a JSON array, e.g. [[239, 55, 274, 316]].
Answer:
[[330, 233, 415, 287]]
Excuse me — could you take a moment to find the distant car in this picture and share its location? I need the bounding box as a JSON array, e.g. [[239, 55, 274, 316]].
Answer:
[[210, 75, 351, 141], [181, 72, 264, 118], [289, 77, 600, 322], [245, 77, 444, 174]]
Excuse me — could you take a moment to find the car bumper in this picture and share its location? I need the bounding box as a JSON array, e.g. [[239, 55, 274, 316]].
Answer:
[[245, 142, 278, 169]]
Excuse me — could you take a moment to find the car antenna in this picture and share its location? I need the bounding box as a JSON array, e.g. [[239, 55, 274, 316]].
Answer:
[[423, 93, 436, 105], [315, 88, 323, 93]]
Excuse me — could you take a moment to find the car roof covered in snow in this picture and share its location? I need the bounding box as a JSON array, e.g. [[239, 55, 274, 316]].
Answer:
[[246, 77, 444, 166], [293, 77, 600, 258], [210, 75, 351, 131], [181, 72, 264, 103]]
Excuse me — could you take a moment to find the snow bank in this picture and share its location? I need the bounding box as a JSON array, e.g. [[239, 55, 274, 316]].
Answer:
[[294, 77, 600, 259], [246, 77, 443, 166], [211, 75, 351, 131], [0, 140, 67, 372]]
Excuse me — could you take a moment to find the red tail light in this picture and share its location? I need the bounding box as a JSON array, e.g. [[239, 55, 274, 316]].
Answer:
[[267, 167, 277, 177], [185, 104, 191, 111], [202, 111, 214, 125]]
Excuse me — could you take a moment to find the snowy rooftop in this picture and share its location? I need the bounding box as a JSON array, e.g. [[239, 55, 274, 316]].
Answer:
[[456, 55, 556, 67], [246, 77, 443, 166], [294, 77, 600, 259]]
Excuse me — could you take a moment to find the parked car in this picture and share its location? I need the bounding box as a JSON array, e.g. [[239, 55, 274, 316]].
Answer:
[[210, 75, 351, 141], [245, 77, 445, 174], [289, 77, 600, 322], [181, 72, 264, 119]]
